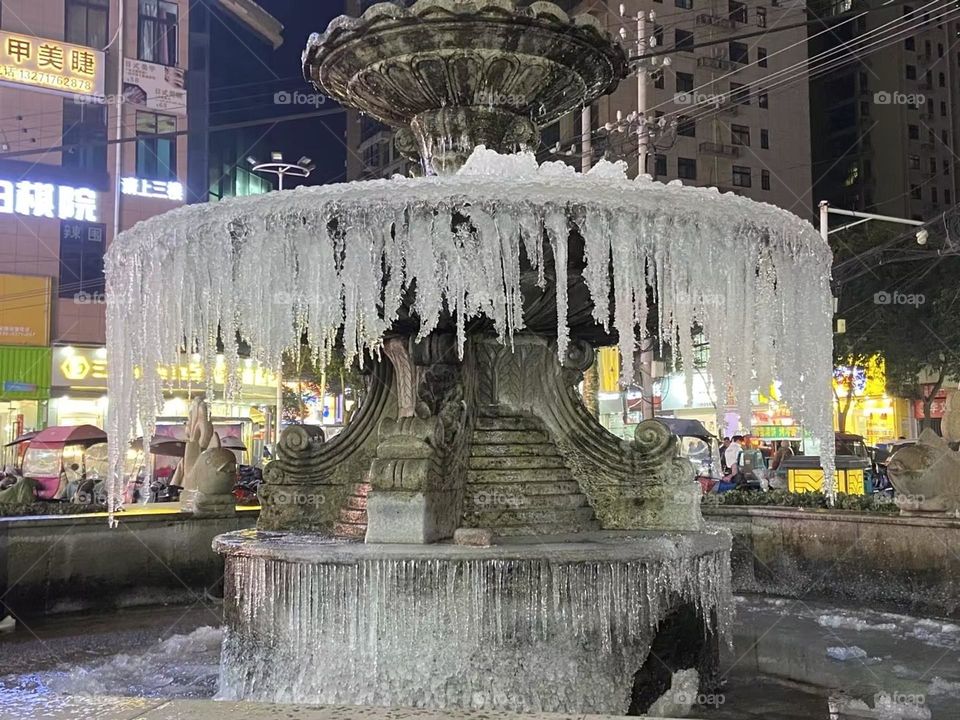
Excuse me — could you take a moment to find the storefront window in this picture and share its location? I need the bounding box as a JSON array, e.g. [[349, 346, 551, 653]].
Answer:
[[59, 221, 106, 298], [62, 100, 107, 174]]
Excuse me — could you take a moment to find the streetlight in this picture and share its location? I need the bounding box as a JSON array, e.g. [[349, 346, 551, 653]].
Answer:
[[246, 152, 316, 191]]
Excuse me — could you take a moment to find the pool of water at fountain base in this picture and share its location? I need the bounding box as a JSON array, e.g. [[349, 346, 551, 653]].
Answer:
[[1, 597, 958, 719]]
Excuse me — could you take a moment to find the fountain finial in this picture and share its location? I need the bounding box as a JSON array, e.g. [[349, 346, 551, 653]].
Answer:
[[303, 0, 629, 174]]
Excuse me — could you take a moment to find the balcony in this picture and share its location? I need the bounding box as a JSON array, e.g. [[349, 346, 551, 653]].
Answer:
[[696, 13, 735, 30], [699, 142, 741, 157]]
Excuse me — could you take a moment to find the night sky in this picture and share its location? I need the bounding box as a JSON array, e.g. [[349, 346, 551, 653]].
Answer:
[[208, 0, 349, 187]]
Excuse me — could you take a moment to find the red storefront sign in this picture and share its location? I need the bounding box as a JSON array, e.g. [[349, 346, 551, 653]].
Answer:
[[913, 385, 948, 419]]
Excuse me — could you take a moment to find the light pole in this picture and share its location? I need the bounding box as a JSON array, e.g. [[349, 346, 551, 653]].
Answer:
[[247, 152, 316, 191], [246, 152, 316, 447]]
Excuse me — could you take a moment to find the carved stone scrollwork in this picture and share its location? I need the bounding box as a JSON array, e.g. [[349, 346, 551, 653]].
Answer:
[[258, 359, 396, 534]]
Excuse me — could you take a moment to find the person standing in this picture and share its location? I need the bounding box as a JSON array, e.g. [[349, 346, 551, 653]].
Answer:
[[719, 437, 731, 473], [724, 435, 744, 479]]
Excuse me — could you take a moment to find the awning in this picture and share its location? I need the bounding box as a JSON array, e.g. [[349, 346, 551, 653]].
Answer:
[[29, 424, 107, 450]]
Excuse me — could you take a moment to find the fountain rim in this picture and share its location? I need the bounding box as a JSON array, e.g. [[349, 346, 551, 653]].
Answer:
[[213, 527, 733, 563], [107, 157, 828, 259]]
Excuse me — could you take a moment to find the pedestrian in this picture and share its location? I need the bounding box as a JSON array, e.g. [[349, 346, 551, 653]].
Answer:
[[719, 437, 731, 473], [724, 435, 744, 478], [768, 440, 794, 489]]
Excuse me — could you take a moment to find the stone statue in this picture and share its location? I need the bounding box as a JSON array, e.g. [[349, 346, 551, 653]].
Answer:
[[887, 428, 960, 517], [175, 398, 237, 514]]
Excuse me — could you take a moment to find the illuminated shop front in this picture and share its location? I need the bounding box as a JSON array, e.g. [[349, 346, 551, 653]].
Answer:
[[49, 345, 280, 460], [833, 357, 910, 447]]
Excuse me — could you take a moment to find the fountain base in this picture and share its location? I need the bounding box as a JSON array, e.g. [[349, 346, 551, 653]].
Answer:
[[214, 529, 731, 713]]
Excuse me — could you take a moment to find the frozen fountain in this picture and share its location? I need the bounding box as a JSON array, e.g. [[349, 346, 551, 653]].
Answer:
[[104, 0, 835, 714]]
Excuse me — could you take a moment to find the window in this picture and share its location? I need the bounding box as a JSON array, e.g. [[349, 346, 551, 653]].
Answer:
[[758, 92, 768, 108], [942, 100, 948, 117], [675, 29, 694, 52], [65, 0, 109, 48], [59, 222, 105, 298], [860, 100, 870, 116], [731, 124, 750, 146], [729, 41, 749, 64], [729, 0, 747, 23], [943, 129, 950, 146], [910, 184, 921, 199], [930, 157, 937, 174], [939, 42, 945, 57], [906, 65, 917, 80], [678, 157, 697, 179], [760, 129, 769, 149], [905, 37, 915, 51], [946, 189, 952, 204], [927, 97, 934, 116], [908, 124, 919, 139], [655, 153, 667, 177], [654, 24, 665, 47], [676, 72, 694, 93], [730, 82, 750, 105], [62, 100, 107, 174], [932, 187, 939, 204], [944, 158, 950, 175], [859, 71, 868, 86], [908, 154, 920, 169], [732, 165, 752, 187], [758, 47, 768, 67], [135, 111, 178, 180], [757, 7, 767, 27], [761, 169, 770, 190], [138, 0, 179, 66], [676, 0, 693, 8], [654, 72, 665, 89], [940, 72, 946, 87], [677, 115, 696, 136]]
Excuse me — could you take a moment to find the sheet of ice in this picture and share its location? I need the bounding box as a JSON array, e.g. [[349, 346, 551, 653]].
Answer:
[[104, 147, 835, 512], [819, 615, 898, 633]]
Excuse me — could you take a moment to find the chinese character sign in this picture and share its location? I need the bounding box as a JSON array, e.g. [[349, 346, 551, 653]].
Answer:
[[0, 31, 105, 97], [0, 179, 98, 221], [120, 178, 184, 201]]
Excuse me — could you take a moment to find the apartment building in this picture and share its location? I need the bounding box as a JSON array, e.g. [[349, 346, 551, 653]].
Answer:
[[0, 0, 282, 450], [812, 0, 958, 220]]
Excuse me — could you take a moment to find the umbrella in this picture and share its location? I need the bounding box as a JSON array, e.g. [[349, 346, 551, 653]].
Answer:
[[4, 430, 38, 448], [29, 425, 107, 449], [149, 438, 186, 458], [221, 436, 247, 451]]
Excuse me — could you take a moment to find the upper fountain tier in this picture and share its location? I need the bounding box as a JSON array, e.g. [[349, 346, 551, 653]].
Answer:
[[303, 0, 629, 175]]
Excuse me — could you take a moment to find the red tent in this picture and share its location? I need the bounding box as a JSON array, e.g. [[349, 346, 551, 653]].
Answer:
[[28, 425, 107, 450]]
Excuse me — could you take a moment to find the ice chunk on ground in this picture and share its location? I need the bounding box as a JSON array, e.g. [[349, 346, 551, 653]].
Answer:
[[827, 646, 868, 661]]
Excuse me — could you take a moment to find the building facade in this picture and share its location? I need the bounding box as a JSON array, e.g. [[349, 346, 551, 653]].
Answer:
[[811, 0, 958, 220], [0, 0, 281, 461]]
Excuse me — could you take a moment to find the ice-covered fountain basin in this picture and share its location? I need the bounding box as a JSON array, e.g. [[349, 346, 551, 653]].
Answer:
[[106, 149, 835, 506], [214, 528, 732, 712]]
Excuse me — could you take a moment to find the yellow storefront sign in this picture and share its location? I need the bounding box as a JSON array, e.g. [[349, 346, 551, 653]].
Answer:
[[55, 347, 277, 392], [598, 347, 620, 393], [0, 274, 50, 346], [0, 31, 105, 97]]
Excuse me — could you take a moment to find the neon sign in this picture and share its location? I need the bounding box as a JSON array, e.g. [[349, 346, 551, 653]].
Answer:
[[0, 31, 104, 97], [0, 180, 98, 221], [121, 178, 184, 201]]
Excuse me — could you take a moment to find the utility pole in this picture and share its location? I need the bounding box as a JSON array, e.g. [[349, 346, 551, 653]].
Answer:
[[637, 11, 648, 177]]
